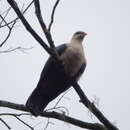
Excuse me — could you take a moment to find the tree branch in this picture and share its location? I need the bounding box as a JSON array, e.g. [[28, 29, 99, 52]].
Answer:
[[34, 0, 55, 48], [0, 113, 34, 129], [0, 46, 34, 53], [0, 14, 16, 47], [7, 0, 52, 54], [0, 7, 11, 26], [0, 0, 34, 28], [14, 116, 34, 130], [72, 81, 119, 130], [48, 0, 60, 32], [0, 100, 106, 130], [0, 118, 11, 129]]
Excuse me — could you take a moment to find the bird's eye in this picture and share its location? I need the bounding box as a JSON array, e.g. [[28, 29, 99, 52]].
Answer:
[[77, 34, 83, 39]]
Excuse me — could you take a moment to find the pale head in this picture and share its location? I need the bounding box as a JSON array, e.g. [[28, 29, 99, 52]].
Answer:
[[71, 31, 87, 43]]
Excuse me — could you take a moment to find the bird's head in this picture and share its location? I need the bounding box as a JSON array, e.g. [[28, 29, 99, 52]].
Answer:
[[71, 31, 87, 43]]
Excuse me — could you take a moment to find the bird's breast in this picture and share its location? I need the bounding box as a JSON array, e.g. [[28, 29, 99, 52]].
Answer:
[[60, 45, 86, 77]]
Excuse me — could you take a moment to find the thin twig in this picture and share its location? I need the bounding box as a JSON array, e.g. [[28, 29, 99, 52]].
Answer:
[[46, 106, 69, 116], [14, 116, 34, 130], [33, 121, 42, 128], [54, 88, 71, 108], [45, 89, 71, 115], [7, 0, 51, 54], [0, 0, 34, 28], [0, 14, 16, 47], [48, 0, 60, 32], [0, 7, 11, 26], [44, 118, 49, 130], [0, 113, 34, 130], [0, 46, 34, 53], [0, 118, 11, 129], [44, 118, 54, 130], [0, 7, 11, 16]]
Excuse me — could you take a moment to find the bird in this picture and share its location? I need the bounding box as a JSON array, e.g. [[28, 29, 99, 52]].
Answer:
[[26, 31, 87, 116]]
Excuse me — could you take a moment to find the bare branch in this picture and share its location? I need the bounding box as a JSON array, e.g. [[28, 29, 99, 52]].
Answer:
[[44, 118, 50, 130], [72, 81, 119, 130], [34, 0, 55, 49], [14, 116, 34, 130], [0, 113, 33, 130], [33, 121, 42, 128], [0, 113, 30, 117], [54, 88, 71, 108], [0, 14, 16, 47], [0, 7, 11, 26], [7, 0, 52, 54], [44, 118, 54, 130], [45, 89, 71, 116], [0, 118, 11, 129], [48, 0, 60, 32], [0, 100, 106, 130], [0, 0, 34, 28], [0, 100, 28, 111], [46, 106, 69, 116], [0, 46, 34, 53], [0, 2, 32, 47]]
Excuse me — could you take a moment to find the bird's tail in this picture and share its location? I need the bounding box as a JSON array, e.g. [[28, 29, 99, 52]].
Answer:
[[26, 87, 49, 116]]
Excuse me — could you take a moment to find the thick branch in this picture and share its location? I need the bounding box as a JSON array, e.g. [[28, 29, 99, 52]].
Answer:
[[0, 100, 105, 130], [0, 100, 28, 112]]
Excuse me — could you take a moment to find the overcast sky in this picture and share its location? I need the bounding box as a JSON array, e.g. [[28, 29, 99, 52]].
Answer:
[[0, 0, 130, 130]]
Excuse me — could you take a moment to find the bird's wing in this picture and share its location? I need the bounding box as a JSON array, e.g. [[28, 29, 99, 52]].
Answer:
[[74, 63, 86, 80], [41, 43, 68, 75], [56, 43, 68, 56]]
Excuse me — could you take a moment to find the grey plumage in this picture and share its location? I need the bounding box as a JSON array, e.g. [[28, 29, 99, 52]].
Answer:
[[26, 31, 87, 116]]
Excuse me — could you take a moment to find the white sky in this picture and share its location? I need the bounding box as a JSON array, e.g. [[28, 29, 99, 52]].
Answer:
[[0, 0, 130, 130]]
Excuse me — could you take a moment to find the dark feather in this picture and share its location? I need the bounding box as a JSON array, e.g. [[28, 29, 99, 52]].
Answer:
[[26, 44, 69, 116]]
